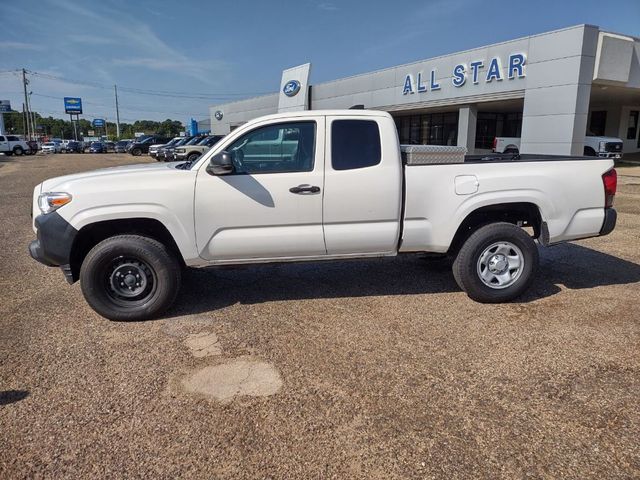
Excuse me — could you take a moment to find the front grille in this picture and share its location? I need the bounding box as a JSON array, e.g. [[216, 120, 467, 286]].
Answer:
[[605, 142, 623, 152]]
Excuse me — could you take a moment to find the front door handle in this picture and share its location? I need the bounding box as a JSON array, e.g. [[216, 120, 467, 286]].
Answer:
[[289, 184, 321, 194]]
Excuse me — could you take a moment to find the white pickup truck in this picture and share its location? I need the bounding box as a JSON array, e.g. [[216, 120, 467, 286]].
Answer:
[[493, 135, 624, 158], [29, 110, 618, 321], [0, 134, 30, 156]]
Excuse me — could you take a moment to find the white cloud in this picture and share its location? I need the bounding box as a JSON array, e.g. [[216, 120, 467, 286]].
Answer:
[[0, 41, 44, 51], [317, 2, 339, 11]]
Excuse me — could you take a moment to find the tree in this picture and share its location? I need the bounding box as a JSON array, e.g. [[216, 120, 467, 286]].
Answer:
[[1, 110, 184, 140]]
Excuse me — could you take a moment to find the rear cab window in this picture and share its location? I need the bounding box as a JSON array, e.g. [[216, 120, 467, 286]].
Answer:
[[331, 120, 381, 170]]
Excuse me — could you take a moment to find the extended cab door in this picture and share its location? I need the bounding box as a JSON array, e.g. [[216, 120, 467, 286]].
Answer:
[[323, 115, 403, 255], [194, 116, 326, 262], [0, 136, 8, 152]]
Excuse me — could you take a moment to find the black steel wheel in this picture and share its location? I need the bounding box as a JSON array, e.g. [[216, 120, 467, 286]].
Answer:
[[80, 235, 181, 321]]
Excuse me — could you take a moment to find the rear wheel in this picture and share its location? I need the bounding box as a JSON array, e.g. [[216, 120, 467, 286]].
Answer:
[[504, 148, 519, 155], [13, 146, 24, 156], [452, 222, 538, 303], [80, 235, 181, 321]]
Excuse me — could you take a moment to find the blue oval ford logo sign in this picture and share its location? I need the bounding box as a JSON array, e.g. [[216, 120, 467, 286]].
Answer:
[[283, 80, 301, 97], [214, 110, 223, 121]]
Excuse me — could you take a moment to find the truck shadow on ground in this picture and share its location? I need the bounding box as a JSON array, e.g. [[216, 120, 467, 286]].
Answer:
[[167, 243, 640, 318]]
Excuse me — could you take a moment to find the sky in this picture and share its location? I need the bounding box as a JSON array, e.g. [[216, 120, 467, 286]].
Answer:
[[1, 0, 639, 125]]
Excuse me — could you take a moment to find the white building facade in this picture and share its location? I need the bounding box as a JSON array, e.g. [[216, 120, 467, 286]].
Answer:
[[210, 25, 640, 156]]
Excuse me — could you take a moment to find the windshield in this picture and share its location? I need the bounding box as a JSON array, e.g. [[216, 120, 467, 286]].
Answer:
[[185, 136, 203, 146], [91, 142, 102, 146], [173, 137, 191, 146]]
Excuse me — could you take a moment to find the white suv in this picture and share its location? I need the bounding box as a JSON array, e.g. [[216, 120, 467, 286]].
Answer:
[[0, 135, 30, 156]]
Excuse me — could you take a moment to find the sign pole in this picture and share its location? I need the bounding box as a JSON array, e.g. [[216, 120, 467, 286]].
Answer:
[[0, 112, 4, 135]]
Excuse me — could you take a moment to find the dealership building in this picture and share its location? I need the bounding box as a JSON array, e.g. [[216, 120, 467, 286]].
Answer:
[[209, 25, 640, 156]]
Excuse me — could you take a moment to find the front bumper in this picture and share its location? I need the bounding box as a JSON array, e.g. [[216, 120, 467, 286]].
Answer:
[[598, 152, 623, 159], [29, 212, 78, 283]]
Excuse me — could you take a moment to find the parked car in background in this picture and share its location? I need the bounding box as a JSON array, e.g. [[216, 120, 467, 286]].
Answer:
[[127, 136, 171, 156], [174, 135, 225, 162], [26, 140, 40, 154], [104, 141, 116, 152], [65, 141, 83, 153], [115, 140, 132, 153], [89, 142, 106, 153], [159, 136, 203, 161], [493, 135, 624, 158], [149, 137, 182, 159], [0, 135, 31, 156], [41, 142, 61, 154]]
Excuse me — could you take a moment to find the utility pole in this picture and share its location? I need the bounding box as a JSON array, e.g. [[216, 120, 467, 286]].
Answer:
[[22, 103, 27, 136], [114, 85, 120, 139], [21, 69, 31, 140]]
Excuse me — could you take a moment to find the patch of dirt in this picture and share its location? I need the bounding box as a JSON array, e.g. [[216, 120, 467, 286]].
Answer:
[[182, 358, 282, 402], [183, 331, 222, 358]]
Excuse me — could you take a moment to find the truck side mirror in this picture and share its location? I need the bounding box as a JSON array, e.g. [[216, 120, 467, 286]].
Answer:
[[206, 151, 234, 175]]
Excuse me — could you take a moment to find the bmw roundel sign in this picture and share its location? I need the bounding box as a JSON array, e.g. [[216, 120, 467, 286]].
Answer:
[[214, 110, 223, 121], [283, 80, 301, 97]]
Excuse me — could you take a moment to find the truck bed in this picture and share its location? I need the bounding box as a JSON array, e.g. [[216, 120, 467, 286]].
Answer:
[[400, 155, 614, 253]]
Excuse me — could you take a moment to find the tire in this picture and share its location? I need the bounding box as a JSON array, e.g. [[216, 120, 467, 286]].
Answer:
[[504, 148, 519, 154], [13, 146, 24, 156], [131, 147, 142, 156], [187, 152, 201, 162], [80, 235, 181, 321], [452, 222, 538, 303], [583, 146, 596, 156]]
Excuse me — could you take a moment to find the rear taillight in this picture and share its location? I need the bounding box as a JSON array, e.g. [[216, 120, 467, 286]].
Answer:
[[602, 169, 617, 208], [492, 137, 497, 151]]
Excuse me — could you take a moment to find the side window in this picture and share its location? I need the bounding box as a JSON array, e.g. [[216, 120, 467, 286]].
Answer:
[[7, 136, 19, 141], [331, 120, 381, 170], [227, 121, 315, 174], [0, 136, 5, 142]]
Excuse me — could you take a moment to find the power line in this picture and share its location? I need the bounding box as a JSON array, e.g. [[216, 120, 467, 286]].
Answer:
[[31, 92, 209, 117], [26, 69, 270, 99]]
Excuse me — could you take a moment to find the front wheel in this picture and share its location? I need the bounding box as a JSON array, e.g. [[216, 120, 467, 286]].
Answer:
[[13, 146, 24, 156], [187, 152, 201, 163], [80, 235, 181, 321], [131, 147, 142, 156], [452, 222, 538, 303]]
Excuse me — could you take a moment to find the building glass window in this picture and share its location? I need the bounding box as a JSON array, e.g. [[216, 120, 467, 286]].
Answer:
[[503, 113, 522, 138], [589, 111, 607, 136], [475, 112, 523, 149], [394, 112, 458, 146], [627, 111, 639, 140], [475, 113, 498, 149]]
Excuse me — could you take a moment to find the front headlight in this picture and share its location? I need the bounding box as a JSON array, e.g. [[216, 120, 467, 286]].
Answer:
[[176, 148, 185, 153], [38, 192, 72, 215], [599, 141, 607, 152]]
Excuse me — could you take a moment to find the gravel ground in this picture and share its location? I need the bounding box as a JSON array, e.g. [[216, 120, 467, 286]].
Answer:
[[1, 153, 639, 479]]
